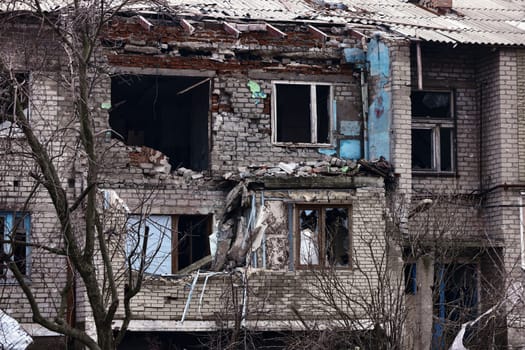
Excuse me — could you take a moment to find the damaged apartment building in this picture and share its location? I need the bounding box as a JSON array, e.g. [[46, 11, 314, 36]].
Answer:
[[1, 0, 525, 349]]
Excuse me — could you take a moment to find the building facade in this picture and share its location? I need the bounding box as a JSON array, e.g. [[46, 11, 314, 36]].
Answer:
[[1, 0, 525, 349]]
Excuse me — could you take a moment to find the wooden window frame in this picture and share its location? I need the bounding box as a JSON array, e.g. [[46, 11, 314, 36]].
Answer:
[[293, 204, 352, 269], [128, 213, 212, 275]]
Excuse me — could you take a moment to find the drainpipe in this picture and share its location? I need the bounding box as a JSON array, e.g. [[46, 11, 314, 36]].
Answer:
[[479, 82, 484, 193], [361, 37, 369, 160], [416, 38, 423, 90]]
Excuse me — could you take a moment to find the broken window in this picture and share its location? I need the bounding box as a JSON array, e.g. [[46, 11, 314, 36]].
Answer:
[[295, 206, 351, 268], [110, 75, 210, 171], [127, 214, 211, 275], [411, 91, 454, 173], [0, 212, 31, 280], [412, 91, 452, 119], [273, 82, 331, 144]]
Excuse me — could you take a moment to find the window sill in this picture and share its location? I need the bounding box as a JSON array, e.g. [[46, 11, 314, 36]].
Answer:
[[273, 142, 333, 148], [412, 171, 457, 178]]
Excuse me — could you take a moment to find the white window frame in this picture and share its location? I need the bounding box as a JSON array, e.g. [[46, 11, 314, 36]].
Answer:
[[271, 81, 333, 146], [412, 125, 454, 172], [0, 211, 31, 282], [411, 90, 455, 173]]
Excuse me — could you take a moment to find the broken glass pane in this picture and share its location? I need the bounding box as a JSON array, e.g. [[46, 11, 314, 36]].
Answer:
[[299, 209, 319, 265], [325, 208, 349, 266]]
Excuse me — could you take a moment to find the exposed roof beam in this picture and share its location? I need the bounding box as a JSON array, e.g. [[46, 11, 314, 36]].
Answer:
[[180, 18, 195, 35], [348, 28, 368, 40], [266, 23, 287, 38], [136, 15, 153, 31], [307, 25, 328, 42], [224, 22, 241, 38]]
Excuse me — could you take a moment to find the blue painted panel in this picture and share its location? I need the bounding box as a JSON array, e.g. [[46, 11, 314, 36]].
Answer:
[[340, 120, 361, 136], [366, 36, 391, 161], [340, 139, 361, 160], [343, 47, 365, 67]]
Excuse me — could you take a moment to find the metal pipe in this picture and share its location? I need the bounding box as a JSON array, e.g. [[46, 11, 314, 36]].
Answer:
[[361, 37, 369, 160], [479, 183, 525, 197], [181, 270, 200, 323], [416, 40, 423, 90]]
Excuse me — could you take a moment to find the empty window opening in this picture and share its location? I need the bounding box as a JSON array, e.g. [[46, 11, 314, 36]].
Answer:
[[176, 215, 211, 271], [110, 75, 210, 171], [274, 82, 331, 144], [127, 214, 211, 275], [296, 206, 350, 268]]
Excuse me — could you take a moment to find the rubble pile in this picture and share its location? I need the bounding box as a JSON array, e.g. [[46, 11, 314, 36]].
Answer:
[[126, 146, 393, 181], [223, 156, 393, 180]]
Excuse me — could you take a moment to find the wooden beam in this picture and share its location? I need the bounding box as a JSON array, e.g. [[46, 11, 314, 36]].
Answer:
[[266, 23, 287, 38], [224, 22, 241, 38], [180, 18, 195, 35], [348, 28, 368, 40], [136, 15, 153, 31], [307, 25, 328, 42]]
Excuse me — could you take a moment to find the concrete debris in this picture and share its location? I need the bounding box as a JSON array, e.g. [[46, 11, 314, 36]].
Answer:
[[127, 146, 392, 183], [0, 309, 33, 350], [101, 189, 130, 213], [226, 157, 393, 180], [278, 162, 297, 174]]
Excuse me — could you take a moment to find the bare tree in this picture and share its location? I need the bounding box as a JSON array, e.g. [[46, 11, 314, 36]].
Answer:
[[0, 1, 163, 349]]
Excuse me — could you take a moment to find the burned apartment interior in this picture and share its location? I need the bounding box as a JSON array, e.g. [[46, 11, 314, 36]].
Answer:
[[109, 74, 210, 171]]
